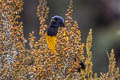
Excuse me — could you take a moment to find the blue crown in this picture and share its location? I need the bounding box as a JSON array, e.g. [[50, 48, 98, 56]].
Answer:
[[52, 16, 64, 23]]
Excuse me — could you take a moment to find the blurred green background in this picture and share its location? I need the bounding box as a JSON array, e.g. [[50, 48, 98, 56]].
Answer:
[[21, 0, 120, 75]]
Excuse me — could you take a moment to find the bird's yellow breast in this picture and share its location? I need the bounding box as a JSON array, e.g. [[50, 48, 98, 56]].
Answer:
[[46, 34, 57, 54]]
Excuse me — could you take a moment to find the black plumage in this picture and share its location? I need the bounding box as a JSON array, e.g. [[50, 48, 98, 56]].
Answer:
[[77, 62, 85, 72], [73, 57, 85, 72], [46, 16, 65, 36]]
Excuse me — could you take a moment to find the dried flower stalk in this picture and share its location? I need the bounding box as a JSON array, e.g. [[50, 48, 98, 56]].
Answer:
[[0, 0, 119, 79]]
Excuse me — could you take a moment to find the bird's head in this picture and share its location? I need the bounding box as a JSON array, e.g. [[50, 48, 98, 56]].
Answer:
[[50, 16, 65, 28]]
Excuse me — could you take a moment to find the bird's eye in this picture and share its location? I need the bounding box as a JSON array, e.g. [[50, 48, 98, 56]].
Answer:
[[54, 18, 58, 21]]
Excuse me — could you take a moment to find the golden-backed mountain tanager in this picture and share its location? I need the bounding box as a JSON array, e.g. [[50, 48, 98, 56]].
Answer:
[[46, 16, 65, 54]]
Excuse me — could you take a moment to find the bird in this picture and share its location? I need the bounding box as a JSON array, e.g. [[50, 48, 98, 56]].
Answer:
[[45, 16, 65, 54]]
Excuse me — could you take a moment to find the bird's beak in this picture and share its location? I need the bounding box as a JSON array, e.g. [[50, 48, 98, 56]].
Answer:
[[60, 22, 65, 27]]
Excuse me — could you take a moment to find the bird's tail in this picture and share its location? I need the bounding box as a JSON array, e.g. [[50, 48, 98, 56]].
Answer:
[[46, 35, 57, 54]]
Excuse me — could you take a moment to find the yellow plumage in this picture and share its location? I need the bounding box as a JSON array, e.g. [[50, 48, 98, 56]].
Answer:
[[64, 31, 69, 40], [46, 35, 57, 54]]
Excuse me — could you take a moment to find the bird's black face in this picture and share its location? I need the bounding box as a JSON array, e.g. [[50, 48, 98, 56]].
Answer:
[[51, 16, 65, 27], [47, 16, 65, 36]]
